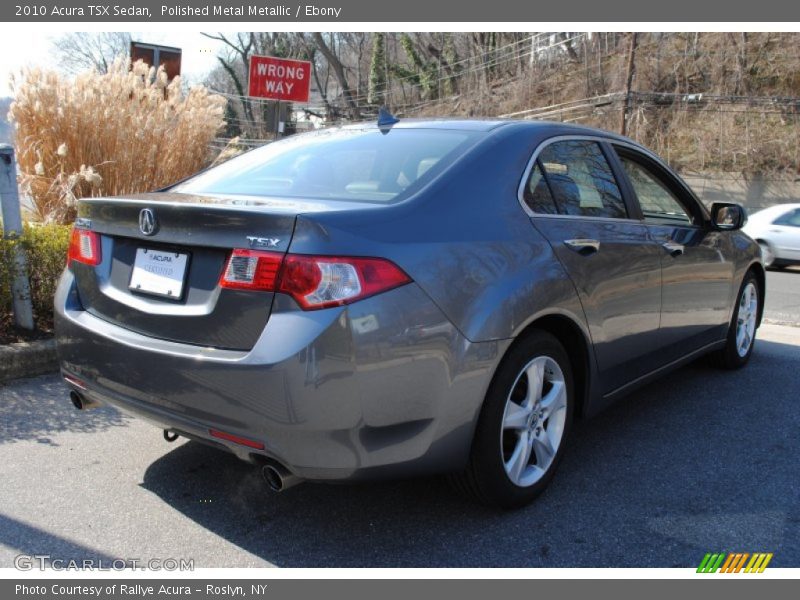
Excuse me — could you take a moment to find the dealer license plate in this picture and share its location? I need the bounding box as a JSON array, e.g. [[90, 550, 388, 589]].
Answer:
[[129, 248, 189, 299]]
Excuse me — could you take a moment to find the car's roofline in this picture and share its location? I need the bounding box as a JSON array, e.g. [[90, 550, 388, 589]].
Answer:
[[337, 118, 512, 132], [749, 203, 800, 217], [334, 117, 639, 141]]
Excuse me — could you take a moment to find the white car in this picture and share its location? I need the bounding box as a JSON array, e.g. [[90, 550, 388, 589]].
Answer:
[[743, 203, 800, 268]]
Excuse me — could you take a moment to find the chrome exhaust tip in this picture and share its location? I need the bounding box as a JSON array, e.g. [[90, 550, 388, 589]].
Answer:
[[261, 463, 301, 492], [69, 390, 100, 410]]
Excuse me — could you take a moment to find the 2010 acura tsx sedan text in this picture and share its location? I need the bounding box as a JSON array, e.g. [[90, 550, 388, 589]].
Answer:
[[55, 118, 765, 507]]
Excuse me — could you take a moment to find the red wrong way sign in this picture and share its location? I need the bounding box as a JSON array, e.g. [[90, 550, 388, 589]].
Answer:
[[248, 55, 312, 103]]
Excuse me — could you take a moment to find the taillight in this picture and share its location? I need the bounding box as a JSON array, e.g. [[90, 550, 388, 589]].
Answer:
[[278, 255, 410, 309], [218, 249, 411, 309], [219, 249, 282, 291], [68, 228, 101, 266]]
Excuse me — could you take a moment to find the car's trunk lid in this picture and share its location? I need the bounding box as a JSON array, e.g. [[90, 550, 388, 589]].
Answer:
[[70, 192, 318, 350]]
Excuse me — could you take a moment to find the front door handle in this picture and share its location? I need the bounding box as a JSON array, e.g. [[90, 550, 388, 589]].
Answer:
[[563, 238, 600, 255], [662, 241, 685, 257]]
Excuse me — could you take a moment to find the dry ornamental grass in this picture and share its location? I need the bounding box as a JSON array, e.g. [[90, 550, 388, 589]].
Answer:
[[9, 59, 226, 223]]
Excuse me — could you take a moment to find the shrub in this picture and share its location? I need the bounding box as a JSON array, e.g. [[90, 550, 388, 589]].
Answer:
[[9, 59, 227, 223], [21, 223, 72, 326], [1, 223, 71, 339]]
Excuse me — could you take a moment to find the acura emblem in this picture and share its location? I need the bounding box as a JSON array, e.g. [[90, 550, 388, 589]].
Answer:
[[139, 208, 157, 236]]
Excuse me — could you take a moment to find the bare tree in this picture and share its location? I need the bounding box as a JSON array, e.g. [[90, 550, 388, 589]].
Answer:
[[311, 32, 360, 118], [295, 33, 336, 117], [52, 32, 132, 74], [340, 33, 369, 98], [201, 32, 311, 136], [204, 62, 244, 138]]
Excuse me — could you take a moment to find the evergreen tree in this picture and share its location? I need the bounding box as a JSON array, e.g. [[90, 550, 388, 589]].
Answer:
[[368, 33, 387, 105]]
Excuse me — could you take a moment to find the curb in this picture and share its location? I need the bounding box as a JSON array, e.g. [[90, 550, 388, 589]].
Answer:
[[0, 338, 58, 384], [762, 318, 800, 328]]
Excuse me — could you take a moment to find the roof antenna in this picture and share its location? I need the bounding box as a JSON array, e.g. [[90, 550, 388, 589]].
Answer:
[[377, 106, 399, 132]]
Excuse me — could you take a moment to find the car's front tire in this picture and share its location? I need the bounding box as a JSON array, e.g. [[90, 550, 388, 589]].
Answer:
[[453, 330, 574, 508], [711, 271, 760, 369]]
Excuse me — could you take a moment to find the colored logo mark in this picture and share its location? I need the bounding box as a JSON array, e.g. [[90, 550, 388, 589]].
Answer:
[[697, 552, 773, 573]]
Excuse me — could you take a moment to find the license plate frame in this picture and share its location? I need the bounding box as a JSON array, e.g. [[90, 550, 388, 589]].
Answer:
[[129, 248, 190, 300]]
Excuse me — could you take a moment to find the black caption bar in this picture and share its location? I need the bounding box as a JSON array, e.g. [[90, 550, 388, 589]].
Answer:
[[1, 580, 791, 600], [2, 0, 800, 21]]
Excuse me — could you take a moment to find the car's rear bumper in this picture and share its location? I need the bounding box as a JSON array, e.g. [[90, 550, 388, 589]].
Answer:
[[55, 269, 506, 481]]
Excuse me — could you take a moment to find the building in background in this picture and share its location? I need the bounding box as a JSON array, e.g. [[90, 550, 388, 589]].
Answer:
[[130, 41, 182, 80]]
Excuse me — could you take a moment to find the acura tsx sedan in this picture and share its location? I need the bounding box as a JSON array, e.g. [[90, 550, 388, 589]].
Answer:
[[55, 119, 764, 507]]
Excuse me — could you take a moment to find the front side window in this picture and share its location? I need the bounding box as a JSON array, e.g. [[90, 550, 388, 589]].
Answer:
[[525, 140, 627, 219], [617, 154, 694, 226]]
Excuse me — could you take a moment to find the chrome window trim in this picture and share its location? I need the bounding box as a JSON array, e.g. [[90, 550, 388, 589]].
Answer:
[[609, 140, 708, 227], [524, 213, 646, 225], [516, 134, 637, 221], [516, 134, 707, 224]]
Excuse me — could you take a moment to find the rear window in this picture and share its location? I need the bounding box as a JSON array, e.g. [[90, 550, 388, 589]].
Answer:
[[174, 128, 478, 203]]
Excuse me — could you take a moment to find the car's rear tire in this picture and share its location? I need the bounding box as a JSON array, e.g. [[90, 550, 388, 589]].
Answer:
[[452, 330, 574, 508], [710, 271, 760, 370]]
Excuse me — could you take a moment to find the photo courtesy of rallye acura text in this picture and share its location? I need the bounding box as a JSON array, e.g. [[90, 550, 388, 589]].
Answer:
[[55, 117, 764, 508]]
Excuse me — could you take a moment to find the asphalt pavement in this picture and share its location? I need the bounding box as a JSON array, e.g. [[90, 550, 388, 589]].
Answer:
[[764, 267, 800, 325], [1, 320, 798, 568]]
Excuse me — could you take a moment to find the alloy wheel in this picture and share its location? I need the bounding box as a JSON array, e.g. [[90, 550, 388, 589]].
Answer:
[[736, 282, 758, 358], [500, 355, 567, 487]]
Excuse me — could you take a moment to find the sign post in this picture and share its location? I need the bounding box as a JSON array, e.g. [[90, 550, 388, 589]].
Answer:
[[0, 144, 34, 330], [248, 55, 312, 139]]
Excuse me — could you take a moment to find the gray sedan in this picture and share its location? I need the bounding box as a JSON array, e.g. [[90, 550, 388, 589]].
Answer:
[[55, 119, 764, 507]]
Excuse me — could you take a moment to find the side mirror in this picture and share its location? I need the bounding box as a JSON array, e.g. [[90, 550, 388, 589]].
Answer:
[[710, 202, 747, 231]]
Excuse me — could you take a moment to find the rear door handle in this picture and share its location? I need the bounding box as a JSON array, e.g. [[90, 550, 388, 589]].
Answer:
[[563, 239, 600, 255], [662, 241, 685, 257]]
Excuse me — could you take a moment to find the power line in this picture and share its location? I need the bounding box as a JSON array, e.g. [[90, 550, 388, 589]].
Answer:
[[211, 33, 589, 115]]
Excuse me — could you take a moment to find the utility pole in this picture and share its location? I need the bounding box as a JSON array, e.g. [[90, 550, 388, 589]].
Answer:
[[0, 144, 34, 330], [274, 100, 282, 140], [619, 32, 638, 136]]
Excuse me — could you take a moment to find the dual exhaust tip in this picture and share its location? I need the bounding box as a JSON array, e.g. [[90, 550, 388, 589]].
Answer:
[[68, 387, 300, 493], [69, 390, 100, 410], [261, 462, 301, 493]]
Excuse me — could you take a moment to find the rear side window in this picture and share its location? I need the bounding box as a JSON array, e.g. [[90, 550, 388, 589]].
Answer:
[[174, 128, 478, 203], [525, 140, 627, 219], [774, 208, 800, 227], [523, 161, 559, 214]]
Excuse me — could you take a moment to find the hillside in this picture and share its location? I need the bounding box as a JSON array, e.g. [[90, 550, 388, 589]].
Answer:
[[401, 33, 800, 179], [204, 33, 798, 179]]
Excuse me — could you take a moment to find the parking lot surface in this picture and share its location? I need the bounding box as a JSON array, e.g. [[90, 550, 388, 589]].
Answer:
[[0, 323, 798, 568], [764, 268, 800, 325]]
